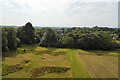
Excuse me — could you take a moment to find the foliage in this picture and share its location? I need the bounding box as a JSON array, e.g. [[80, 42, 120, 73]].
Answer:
[[6, 27, 19, 50], [2, 24, 119, 51], [39, 28, 57, 47], [62, 37, 74, 48], [17, 22, 35, 44], [2, 28, 9, 51], [2, 27, 20, 51], [34, 28, 46, 43], [78, 32, 117, 50]]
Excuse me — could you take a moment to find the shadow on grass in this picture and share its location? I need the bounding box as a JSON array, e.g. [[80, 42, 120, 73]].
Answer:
[[19, 44, 38, 50], [81, 49, 120, 56], [2, 50, 18, 57], [2, 50, 18, 61], [2, 44, 38, 61]]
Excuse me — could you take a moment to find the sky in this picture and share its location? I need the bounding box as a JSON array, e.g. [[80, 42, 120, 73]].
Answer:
[[0, 0, 119, 28]]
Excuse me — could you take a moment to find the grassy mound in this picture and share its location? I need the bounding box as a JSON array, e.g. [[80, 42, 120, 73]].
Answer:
[[2, 58, 31, 76], [2, 63, 23, 76], [34, 49, 66, 56], [25, 65, 71, 77]]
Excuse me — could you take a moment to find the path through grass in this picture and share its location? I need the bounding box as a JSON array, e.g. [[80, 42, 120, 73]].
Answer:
[[67, 49, 91, 78]]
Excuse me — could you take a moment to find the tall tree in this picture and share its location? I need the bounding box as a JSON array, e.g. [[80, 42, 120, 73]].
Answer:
[[17, 22, 35, 44], [39, 28, 57, 47], [6, 27, 20, 50], [2, 28, 9, 51]]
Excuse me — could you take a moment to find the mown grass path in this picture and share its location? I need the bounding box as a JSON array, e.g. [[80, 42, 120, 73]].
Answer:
[[67, 49, 91, 78], [78, 53, 118, 78]]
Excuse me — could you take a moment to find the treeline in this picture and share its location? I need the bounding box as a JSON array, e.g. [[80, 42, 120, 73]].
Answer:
[[2, 22, 120, 52], [2, 22, 35, 51], [36, 27, 119, 50]]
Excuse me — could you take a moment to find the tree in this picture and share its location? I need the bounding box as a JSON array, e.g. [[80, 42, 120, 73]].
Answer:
[[78, 33, 95, 50], [34, 28, 46, 44], [98, 32, 117, 50], [17, 27, 23, 46], [2, 28, 9, 51], [39, 28, 57, 47], [78, 32, 117, 50], [56, 39, 63, 48], [62, 36, 74, 48], [17, 22, 35, 44], [6, 27, 20, 50]]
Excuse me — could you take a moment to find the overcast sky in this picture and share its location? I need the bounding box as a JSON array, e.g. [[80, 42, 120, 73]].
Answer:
[[0, 0, 119, 28]]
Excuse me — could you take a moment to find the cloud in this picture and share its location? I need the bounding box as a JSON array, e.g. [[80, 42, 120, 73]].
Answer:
[[0, 0, 77, 16], [0, 0, 118, 27], [78, 0, 119, 2]]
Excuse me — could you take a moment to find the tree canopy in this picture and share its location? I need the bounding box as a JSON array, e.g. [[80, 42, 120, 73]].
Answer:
[[17, 22, 35, 44], [39, 28, 57, 47], [2, 23, 119, 51]]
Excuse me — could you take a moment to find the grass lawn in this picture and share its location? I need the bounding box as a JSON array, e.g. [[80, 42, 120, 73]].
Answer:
[[79, 49, 118, 78], [78, 53, 118, 78], [67, 49, 90, 78], [2, 45, 119, 78], [4, 70, 29, 78]]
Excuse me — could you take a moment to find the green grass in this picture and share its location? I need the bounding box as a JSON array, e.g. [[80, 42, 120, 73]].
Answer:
[[78, 53, 118, 78], [2, 45, 118, 78], [68, 49, 91, 78], [85, 50, 119, 56], [4, 70, 29, 78], [37, 73, 69, 78]]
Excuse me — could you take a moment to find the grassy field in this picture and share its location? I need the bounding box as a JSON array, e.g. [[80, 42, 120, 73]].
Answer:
[[2, 45, 119, 78]]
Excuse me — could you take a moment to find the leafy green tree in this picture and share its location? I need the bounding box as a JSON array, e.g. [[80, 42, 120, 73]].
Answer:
[[78, 33, 95, 50], [78, 32, 117, 50], [98, 32, 117, 50], [56, 38, 63, 48], [2, 28, 9, 51], [23, 22, 35, 44], [34, 28, 46, 44], [6, 27, 20, 50], [62, 36, 74, 48], [39, 28, 57, 47], [17, 22, 35, 44], [17, 27, 23, 46]]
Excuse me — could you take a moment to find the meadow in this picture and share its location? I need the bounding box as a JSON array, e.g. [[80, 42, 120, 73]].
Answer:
[[2, 45, 119, 78]]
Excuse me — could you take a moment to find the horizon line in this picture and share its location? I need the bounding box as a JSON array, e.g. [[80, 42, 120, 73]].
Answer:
[[0, 24, 119, 28]]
